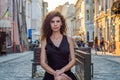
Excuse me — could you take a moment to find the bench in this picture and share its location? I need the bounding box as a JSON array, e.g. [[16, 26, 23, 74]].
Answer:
[[32, 47, 93, 79], [32, 47, 41, 78], [74, 47, 93, 80]]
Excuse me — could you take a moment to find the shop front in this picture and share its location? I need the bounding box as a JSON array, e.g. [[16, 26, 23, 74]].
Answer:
[[0, 20, 12, 55]]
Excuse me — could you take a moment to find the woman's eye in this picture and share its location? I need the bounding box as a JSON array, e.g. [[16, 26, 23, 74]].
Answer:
[[50, 20, 60, 23], [56, 20, 60, 22], [57, 20, 60, 23], [51, 21, 54, 23]]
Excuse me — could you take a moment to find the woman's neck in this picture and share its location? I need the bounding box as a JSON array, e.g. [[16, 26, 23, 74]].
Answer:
[[51, 32, 62, 39]]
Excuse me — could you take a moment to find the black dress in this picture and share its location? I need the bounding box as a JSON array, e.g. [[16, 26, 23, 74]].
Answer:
[[43, 35, 77, 80]]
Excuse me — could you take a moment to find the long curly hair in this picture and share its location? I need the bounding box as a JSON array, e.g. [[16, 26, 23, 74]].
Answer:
[[41, 10, 67, 40]]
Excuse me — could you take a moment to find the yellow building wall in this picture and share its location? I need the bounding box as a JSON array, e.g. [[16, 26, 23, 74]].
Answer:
[[115, 41, 120, 55]]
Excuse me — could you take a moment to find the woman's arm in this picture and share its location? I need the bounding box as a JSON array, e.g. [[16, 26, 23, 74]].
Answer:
[[40, 39, 55, 75], [60, 36, 76, 72]]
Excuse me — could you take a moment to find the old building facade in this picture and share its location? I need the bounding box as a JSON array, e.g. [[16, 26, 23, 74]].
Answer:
[[26, 0, 48, 41], [31, 0, 43, 40], [0, 0, 29, 54], [55, 2, 76, 37], [94, 0, 120, 55], [75, 0, 94, 47]]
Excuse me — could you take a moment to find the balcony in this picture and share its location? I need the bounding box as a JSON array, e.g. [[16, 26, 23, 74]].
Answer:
[[111, 0, 120, 14]]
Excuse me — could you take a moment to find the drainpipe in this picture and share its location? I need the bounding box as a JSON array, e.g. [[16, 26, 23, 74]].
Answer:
[[12, 0, 16, 53]]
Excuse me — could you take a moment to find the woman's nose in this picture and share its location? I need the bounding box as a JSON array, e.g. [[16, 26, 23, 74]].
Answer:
[[54, 21, 57, 25]]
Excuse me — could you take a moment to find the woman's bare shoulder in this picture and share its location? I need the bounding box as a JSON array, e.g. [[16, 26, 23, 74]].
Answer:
[[66, 35, 73, 43], [41, 38, 47, 46]]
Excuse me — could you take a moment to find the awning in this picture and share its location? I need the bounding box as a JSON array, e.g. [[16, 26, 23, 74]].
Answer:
[[33, 32, 40, 36], [72, 36, 82, 39], [0, 20, 12, 28]]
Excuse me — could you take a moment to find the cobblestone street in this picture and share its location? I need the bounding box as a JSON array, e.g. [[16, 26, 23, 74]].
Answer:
[[0, 52, 44, 80], [0, 50, 120, 80], [92, 50, 120, 80], [0, 0, 120, 80]]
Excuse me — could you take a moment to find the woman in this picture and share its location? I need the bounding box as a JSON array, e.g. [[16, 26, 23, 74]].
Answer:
[[94, 36, 98, 55], [40, 11, 77, 80], [111, 37, 116, 54], [100, 37, 105, 54]]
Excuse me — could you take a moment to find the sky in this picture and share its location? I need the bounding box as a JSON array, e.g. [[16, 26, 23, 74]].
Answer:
[[43, 0, 77, 11]]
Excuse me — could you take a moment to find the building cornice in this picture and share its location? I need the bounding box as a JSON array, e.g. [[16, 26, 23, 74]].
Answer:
[[96, 12, 106, 19]]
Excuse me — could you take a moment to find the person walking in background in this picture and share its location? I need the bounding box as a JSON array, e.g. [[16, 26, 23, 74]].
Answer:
[[40, 11, 77, 80], [111, 37, 116, 54], [100, 37, 106, 54], [94, 36, 98, 55], [76, 40, 81, 47]]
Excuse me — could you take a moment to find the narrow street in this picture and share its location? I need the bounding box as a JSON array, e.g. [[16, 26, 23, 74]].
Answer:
[[0, 50, 120, 80], [92, 51, 120, 80], [0, 52, 44, 80], [0, 0, 120, 80]]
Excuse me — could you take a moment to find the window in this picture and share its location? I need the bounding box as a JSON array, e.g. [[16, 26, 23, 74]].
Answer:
[[112, 25, 115, 37], [105, 0, 108, 9], [107, 26, 109, 41], [87, 15, 89, 20], [87, 31, 89, 42], [86, 10, 89, 20], [92, 31, 94, 40], [86, 0, 89, 3], [100, 28, 102, 37], [107, 0, 110, 9], [6, 31, 12, 46], [87, 10, 89, 13], [101, 0, 104, 11]]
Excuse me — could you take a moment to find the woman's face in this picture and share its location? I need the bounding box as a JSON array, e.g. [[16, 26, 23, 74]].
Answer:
[[50, 16, 62, 32]]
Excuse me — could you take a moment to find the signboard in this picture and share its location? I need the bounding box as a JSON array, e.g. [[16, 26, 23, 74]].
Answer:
[[28, 29, 32, 39]]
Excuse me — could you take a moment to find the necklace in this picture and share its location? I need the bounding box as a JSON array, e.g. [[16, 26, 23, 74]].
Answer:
[[52, 35, 62, 40], [50, 35, 63, 47]]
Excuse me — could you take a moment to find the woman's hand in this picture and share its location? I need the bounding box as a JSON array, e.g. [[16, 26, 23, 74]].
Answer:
[[61, 74, 72, 80], [54, 69, 64, 77], [54, 73, 72, 80]]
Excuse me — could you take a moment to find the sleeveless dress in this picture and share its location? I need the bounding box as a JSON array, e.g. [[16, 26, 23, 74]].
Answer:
[[43, 35, 77, 80]]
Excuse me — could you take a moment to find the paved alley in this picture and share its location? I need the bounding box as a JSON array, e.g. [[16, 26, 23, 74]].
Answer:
[[0, 50, 120, 80], [0, 51, 44, 80], [91, 49, 120, 80]]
